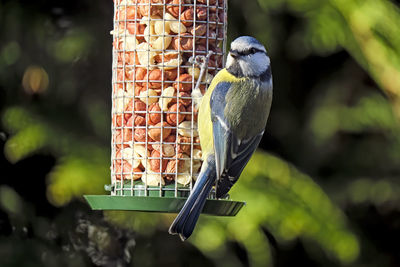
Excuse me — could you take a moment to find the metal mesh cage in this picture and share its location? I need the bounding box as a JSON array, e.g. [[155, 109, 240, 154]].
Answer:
[[84, 0, 244, 215], [111, 0, 226, 197]]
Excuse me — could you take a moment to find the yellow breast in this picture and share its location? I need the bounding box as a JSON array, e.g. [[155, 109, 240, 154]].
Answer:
[[198, 69, 245, 160]]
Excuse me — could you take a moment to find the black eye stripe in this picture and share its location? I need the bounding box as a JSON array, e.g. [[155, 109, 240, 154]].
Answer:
[[230, 48, 265, 56]]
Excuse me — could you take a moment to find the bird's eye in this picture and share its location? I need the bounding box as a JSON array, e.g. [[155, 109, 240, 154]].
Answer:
[[251, 48, 256, 54]]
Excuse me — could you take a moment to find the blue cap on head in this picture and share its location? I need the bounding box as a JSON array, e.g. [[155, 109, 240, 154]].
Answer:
[[234, 36, 261, 45], [230, 36, 266, 53]]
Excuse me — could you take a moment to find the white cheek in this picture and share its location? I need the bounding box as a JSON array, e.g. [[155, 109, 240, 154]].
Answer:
[[239, 61, 255, 76], [226, 54, 234, 68], [239, 53, 270, 76], [253, 54, 270, 71]]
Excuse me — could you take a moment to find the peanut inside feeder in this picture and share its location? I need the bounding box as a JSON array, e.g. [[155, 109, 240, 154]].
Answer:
[[111, 0, 226, 196]]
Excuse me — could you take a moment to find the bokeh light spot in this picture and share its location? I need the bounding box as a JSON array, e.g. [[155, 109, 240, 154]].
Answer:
[[0, 186, 23, 216], [22, 65, 49, 95], [1, 41, 21, 65]]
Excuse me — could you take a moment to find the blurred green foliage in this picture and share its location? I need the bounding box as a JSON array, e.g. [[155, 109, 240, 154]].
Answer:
[[2, 106, 109, 206], [256, 0, 400, 118], [1, 0, 400, 266], [191, 152, 359, 266]]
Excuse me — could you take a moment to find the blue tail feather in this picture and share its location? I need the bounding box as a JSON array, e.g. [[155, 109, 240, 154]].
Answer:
[[169, 155, 216, 241]]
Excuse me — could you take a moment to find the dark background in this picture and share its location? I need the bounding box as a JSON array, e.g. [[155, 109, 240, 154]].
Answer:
[[1, 0, 400, 266]]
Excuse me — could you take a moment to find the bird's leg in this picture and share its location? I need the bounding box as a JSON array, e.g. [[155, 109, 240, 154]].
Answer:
[[189, 51, 213, 109]]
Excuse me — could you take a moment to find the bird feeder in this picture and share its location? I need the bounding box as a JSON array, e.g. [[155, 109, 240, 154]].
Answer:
[[84, 0, 245, 216]]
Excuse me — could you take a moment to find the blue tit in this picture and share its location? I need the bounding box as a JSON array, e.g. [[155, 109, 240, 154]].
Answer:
[[169, 36, 273, 241]]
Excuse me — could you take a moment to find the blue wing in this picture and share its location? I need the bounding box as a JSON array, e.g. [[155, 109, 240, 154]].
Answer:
[[210, 82, 264, 198]]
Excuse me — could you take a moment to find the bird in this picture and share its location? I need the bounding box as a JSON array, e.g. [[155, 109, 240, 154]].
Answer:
[[169, 36, 273, 241]]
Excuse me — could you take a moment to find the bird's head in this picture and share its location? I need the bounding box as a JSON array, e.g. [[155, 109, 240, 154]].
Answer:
[[226, 36, 271, 80]]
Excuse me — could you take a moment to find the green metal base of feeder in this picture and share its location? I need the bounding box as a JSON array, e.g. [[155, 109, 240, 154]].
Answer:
[[84, 195, 245, 216]]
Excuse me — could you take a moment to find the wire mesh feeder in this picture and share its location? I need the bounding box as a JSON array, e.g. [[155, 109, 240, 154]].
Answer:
[[84, 0, 245, 216]]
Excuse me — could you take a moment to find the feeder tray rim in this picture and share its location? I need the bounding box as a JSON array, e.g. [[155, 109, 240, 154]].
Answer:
[[84, 195, 245, 216]]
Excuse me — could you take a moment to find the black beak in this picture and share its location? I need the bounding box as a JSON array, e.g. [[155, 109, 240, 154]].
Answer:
[[229, 50, 239, 58]]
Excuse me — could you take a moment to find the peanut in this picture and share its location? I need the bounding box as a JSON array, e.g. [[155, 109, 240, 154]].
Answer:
[[152, 143, 175, 157], [150, 150, 168, 172], [113, 114, 124, 127], [159, 86, 176, 111], [178, 121, 198, 137], [125, 82, 134, 96], [135, 67, 147, 87], [196, 7, 207, 21], [154, 20, 171, 35], [133, 144, 149, 169], [139, 89, 159, 105], [157, 57, 182, 70], [166, 0, 183, 18], [174, 73, 192, 92], [151, 35, 172, 51], [167, 104, 186, 125], [185, 105, 198, 121], [122, 128, 134, 144], [125, 99, 147, 115], [138, 0, 162, 17], [208, 12, 218, 30], [148, 102, 162, 124], [176, 173, 191, 185], [187, 67, 200, 80], [114, 89, 131, 113], [148, 122, 172, 141], [165, 153, 190, 174], [169, 21, 187, 34], [134, 128, 147, 142], [197, 0, 217, 5], [118, 0, 139, 5], [194, 136, 201, 150], [172, 33, 193, 51], [123, 35, 139, 51], [178, 92, 191, 106], [132, 167, 144, 180], [141, 172, 165, 186], [115, 129, 132, 146], [190, 24, 207, 36], [119, 147, 142, 168], [127, 23, 146, 42], [177, 135, 191, 154], [164, 134, 176, 143], [180, 8, 194, 26], [155, 52, 182, 70], [136, 42, 158, 67], [148, 69, 164, 89], [127, 114, 146, 126], [113, 160, 131, 180], [164, 13, 187, 33], [135, 99, 147, 112], [144, 24, 157, 43], [116, 6, 141, 21], [164, 68, 179, 80], [135, 85, 146, 96]]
